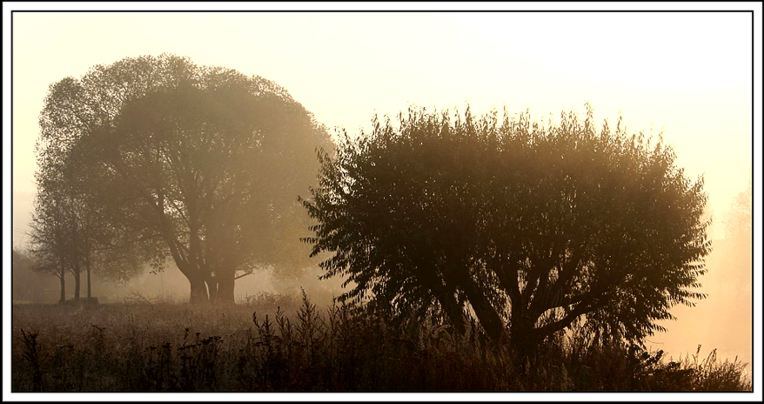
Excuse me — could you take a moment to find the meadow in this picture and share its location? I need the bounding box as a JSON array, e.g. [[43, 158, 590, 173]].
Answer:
[[12, 293, 751, 393]]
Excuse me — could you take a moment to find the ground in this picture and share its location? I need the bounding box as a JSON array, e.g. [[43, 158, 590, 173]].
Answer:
[[11, 295, 752, 392]]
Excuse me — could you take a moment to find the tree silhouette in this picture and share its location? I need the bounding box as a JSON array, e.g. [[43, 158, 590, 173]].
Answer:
[[303, 107, 710, 355], [57, 56, 331, 303], [31, 150, 144, 303], [33, 72, 148, 303], [28, 184, 74, 303]]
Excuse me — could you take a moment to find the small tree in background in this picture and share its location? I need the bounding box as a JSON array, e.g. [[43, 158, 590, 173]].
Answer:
[[29, 169, 143, 303], [303, 106, 710, 356], [29, 179, 82, 303], [33, 73, 149, 303]]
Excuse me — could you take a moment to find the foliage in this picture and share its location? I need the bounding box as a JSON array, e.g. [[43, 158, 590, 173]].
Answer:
[[32, 61, 169, 300], [35, 54, 332, 303], [303, 107, 710, 352], [28, 180, 86, 302]]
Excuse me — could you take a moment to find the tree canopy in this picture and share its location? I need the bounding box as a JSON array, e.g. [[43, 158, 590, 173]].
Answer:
[[303, 107, 710, 353], [35, 54, 332, 303]]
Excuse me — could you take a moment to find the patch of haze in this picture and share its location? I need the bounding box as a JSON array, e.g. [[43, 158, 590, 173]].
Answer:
[[652, 185, 753, 372], [96, 264, 347, 308]]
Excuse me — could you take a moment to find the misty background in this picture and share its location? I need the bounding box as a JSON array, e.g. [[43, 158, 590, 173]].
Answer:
[[11, 12, 752, 367]]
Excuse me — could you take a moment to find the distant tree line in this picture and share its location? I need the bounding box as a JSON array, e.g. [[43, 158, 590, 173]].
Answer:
[[30, 54, 710, 355]]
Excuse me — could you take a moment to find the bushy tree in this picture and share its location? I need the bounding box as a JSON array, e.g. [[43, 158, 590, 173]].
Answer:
[[303, 107, 710, 354], [39, 55, 332, 303]]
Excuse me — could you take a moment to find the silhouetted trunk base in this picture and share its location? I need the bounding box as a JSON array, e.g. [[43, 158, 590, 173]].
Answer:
[[216, 276, 235, 304], [189, 277, 209, 304], [58, 274, 66, 304], [206, 279, 219, 302], [510, 327, 540, 371], [86, 264, 92, 299], [73, 271, 81, 301]]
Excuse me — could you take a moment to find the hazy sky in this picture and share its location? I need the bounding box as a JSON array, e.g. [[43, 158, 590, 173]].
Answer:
[[12, 12, 751, 236], [11, 11, 753, 364]]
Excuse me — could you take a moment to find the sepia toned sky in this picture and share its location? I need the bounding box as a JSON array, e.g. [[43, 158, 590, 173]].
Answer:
[[11, 12, 752, 364]]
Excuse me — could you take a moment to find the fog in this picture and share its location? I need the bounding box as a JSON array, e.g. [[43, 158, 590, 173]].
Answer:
[[10, 11, 752, 369]]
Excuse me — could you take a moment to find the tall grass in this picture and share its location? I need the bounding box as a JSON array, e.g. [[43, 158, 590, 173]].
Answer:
[[12, 292, 751, 392]]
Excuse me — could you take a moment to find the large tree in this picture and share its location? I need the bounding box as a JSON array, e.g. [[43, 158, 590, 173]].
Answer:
[[47, 55, 331, 303], [303, 107, 710, 355]]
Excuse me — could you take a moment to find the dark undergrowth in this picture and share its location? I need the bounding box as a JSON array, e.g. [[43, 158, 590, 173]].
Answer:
[[12, 293, 751, 392]]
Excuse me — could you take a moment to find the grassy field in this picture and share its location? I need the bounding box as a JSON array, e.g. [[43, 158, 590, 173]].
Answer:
[[11, 293, 752, 392]]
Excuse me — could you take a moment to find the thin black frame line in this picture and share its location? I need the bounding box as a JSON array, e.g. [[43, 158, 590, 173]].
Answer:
[[751, 8, 756, 392], [6, 9, 759, 13], [756, 3, 762, 393], [6, 7, 758, 395], [7, 8, 12, 396]]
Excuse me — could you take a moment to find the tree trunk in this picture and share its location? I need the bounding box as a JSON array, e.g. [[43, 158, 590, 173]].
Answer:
[[462, 279, 506, 341], [189, 275, 208, 304], [204, 270, 220, 303], [216, 273, 235, 304], [86, 259, 92, 300], [510, 321, 537, 359], [435, 288, 465, 334], [58, 272, 66, 304], [509, 308, 540, 365], [207, 279, 218, 302], [73, 270, 81, 301]]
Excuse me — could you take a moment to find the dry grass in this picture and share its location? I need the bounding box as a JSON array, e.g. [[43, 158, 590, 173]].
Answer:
[[11, 292, 751, 392]]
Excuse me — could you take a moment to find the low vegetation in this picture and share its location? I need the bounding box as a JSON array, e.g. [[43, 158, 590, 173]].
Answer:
[[12, 293, 750, 392]]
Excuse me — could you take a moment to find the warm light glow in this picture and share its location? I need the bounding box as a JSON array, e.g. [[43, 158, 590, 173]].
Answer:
[[11, 11, 752, 370]]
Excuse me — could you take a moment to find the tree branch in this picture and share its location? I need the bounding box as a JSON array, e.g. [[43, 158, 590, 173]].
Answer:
[[533, 296, 606, 338], [529, 249, 584, 315], [234, 271, 254, 280]]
